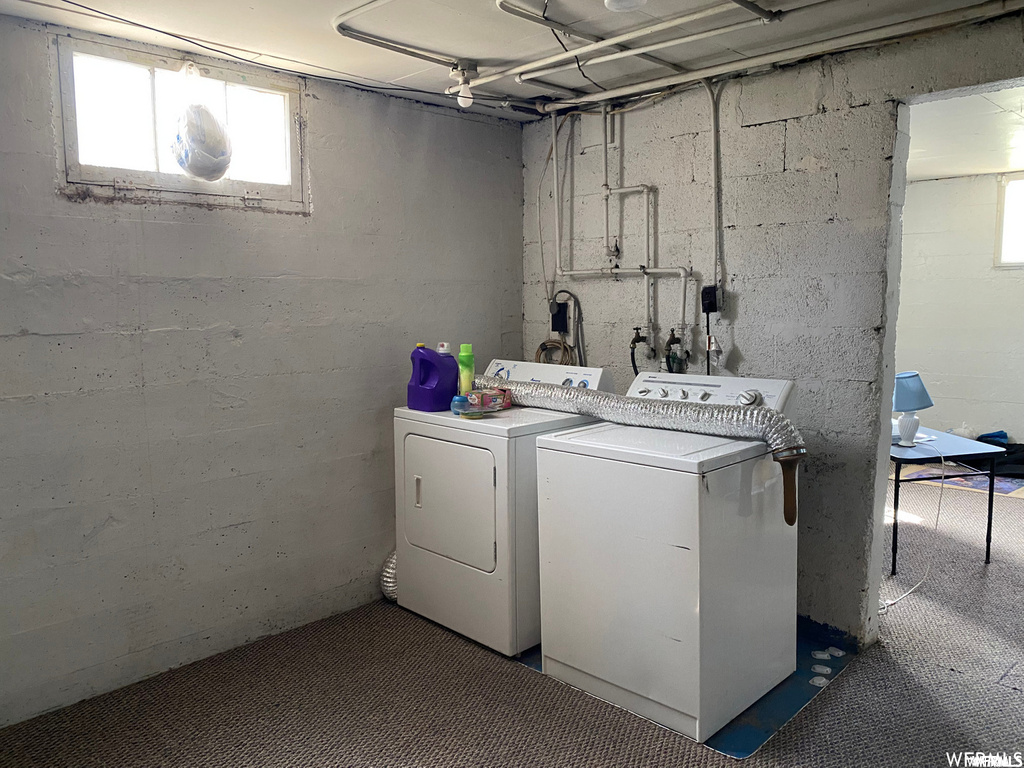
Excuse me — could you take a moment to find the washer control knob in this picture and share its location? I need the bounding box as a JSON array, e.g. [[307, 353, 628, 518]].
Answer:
[[698, 390, 711, 401], [739, 389, 763, 407], [637, 388, 651, 396], [658, 388, 669, 398], [678, 389, 689, 400], [561, 378, 573, 387]]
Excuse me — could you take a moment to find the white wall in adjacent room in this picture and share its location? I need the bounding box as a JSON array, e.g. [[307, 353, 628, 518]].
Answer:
[[897, 175, 1024, 441], [0, 15, 523, 726]]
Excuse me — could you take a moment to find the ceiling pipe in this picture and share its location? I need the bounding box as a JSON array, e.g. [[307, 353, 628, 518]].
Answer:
[[527, 79, 588, 97], [513, 0, 839, 90], [726, 0, 782, 22], [336, 27, 456, 68], [333, 10, 586, 102], [445, 2, 738, 94], [333, 0, 400, 26], [538, 0, 1024, 111], [516, 17, 766, 84], [495, 0, 685, 74]]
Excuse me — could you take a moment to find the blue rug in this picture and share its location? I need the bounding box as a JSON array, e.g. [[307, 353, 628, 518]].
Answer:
[[515, 616, 856, 759]]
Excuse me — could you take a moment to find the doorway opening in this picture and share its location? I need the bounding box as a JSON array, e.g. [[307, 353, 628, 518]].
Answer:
[[877, 80, 1024, 637]]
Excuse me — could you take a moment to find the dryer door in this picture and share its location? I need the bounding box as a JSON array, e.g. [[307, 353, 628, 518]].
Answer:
[[404, 434, 496, 573]]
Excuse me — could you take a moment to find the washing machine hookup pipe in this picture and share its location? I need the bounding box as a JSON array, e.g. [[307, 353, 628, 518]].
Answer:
[[475, 375, 807, 525]]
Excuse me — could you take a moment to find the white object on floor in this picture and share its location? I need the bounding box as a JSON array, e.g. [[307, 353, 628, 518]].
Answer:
[[809, 676, 830, 688], [536, 372, 797, 743], [827, 646, 846, 657], [394, 359, 613, 656], [949, 422, 974, 438], [811, 664, 833, 675], [811, 650, 832, 660]]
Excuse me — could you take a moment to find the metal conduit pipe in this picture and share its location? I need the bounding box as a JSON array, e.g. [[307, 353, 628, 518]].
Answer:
[[726, 0, 782, 21], [445, 3, 736, 94], [702, 79, 724, 292], [334, 0, 455, 68], [551, 113, 562, 279], [601, 104, 613, 261], [515, 0, 845, 87], [495, 0, 685, 74], [524, 79, 589, 97], [644, 186, 653, 342], [516, 18, 765, 84], [475, 376, 807, 525], [539, 0, 1024, 110], [333, 0, 400, 26], [335, 27, 456, 67], [335, 18, 588, 106]]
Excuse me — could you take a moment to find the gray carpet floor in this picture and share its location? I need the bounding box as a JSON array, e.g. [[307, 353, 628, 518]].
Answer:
[[1, 473, 1022, 767]]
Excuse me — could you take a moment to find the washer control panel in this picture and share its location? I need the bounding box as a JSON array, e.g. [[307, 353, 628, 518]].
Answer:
[[626, 372, 794, 413], [484, 360, 615, 392]]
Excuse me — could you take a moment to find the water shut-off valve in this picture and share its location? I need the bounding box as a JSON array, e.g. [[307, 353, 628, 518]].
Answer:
[[664, 328, 689, 373]]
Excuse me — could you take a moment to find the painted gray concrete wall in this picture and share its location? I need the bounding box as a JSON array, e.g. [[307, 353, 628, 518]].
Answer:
[[0, 15, 523, 726], [897, 175, 1024, 441], [522, 13, 1024, 644]]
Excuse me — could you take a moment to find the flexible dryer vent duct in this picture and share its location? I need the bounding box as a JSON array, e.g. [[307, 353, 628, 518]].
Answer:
[[380, 550, 398, 601], [475, 375, 807, 525]]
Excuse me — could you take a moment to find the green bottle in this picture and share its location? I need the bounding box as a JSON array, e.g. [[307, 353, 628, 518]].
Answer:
[[458, 343, 475, 395]]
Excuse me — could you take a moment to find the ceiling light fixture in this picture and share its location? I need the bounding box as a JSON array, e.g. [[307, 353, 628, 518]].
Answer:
[[449, 61, 478, 108], [605, 0, 648, 11]]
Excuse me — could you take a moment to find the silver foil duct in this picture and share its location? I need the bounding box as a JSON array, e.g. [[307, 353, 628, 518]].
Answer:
[[380, 550, 397, 602], [474, 376, 805, 454], [475, 375, 807, 526]]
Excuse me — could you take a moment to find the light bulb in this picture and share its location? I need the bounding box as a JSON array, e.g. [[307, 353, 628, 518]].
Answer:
[[605, 0, 647, 10], [457, 82, 473, 108]]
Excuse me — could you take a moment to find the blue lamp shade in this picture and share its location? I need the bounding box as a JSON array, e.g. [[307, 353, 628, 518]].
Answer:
[[892, 371, 933, 413]]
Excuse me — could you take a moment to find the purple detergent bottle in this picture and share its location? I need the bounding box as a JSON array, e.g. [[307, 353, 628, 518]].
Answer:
[[407, 343, 459, 412]]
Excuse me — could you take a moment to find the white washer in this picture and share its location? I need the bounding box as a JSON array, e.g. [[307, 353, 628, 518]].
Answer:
[[394, 360, 613, 656], [536, 372, 797, 742]]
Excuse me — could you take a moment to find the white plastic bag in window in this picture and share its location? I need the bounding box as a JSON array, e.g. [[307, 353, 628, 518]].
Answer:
[[172, 103, 231, 181]]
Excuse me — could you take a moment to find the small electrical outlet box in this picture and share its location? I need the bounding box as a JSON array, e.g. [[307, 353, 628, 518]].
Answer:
[[701, 285, 722, 314], [551, 301, 569, 333]]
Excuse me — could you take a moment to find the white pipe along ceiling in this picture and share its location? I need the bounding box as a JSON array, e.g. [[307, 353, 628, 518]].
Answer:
[[329, 0, 1024, 117], [6, 0, 1024, 119]]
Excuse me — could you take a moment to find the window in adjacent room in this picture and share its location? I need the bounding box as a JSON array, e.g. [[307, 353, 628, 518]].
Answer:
[[57, 37, 306, 212], [996, 174, 1024, 266]]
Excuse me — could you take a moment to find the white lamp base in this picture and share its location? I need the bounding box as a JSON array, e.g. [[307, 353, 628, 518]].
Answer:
[[897, 411, 919, 447]]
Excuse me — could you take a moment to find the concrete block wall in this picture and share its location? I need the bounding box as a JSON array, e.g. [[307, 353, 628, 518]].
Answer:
[[897, 175, 1024, 440], [0, 15, 523, 726], [522, 12, 1024, 644]]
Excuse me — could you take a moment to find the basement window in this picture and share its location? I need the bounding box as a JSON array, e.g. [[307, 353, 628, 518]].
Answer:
[[996, 174, 1024, 267], [57, 37, 306, 212]]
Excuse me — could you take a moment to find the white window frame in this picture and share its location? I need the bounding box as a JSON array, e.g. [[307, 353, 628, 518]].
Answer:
[[995, 172, 1024, 269], [56, 35, 307, 213]]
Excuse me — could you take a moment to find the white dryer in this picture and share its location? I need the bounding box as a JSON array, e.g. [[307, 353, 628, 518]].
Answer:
[[535, 372, 797, 742], [394, 360, 613, 656]]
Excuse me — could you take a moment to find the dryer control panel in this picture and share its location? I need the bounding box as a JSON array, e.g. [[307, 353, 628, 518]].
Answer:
[[626, 372, 794, 413], [484, 360, 614, 392]]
